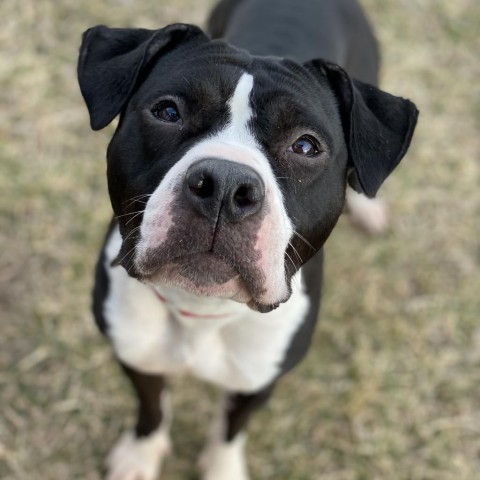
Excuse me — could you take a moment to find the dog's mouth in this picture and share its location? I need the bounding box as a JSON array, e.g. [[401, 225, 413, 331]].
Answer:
[[116, 241, 282, 312], [154, 252, 240, 287], [142, 252, 240, 293], [120, 247, 252, 302]]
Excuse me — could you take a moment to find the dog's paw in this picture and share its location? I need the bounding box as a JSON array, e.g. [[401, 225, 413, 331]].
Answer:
[[346, 188, 389, 235], [199, 435, 250, 480], [105, 429, 171, 480]]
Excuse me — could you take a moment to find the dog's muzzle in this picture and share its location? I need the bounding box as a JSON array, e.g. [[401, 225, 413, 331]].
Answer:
[[128, 153, 290, 312]]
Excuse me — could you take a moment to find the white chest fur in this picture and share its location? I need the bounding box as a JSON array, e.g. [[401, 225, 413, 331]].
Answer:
[[103, 228, 309, 393]]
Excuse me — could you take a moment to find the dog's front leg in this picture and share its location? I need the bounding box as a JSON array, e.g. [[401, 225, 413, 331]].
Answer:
[[105, 363, 171, 480], [200, 383, 276, 480]]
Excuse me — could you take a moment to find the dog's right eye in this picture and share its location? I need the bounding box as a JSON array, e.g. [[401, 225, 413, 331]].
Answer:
[[151, 102, 182, 124]]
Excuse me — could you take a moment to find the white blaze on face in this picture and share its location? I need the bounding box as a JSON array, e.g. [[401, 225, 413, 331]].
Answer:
[[136, 72, 294, 306], [228, 73, 255, 142]]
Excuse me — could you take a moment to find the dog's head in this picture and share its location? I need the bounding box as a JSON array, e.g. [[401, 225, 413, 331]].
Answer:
[[78, 24, 418, 312]]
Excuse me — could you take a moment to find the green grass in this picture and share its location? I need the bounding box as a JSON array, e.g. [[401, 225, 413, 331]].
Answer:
[[1, 0, 479, 478]]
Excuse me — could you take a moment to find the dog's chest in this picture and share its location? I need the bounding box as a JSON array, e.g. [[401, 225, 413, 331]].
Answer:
[[102, 228, 309, 393]]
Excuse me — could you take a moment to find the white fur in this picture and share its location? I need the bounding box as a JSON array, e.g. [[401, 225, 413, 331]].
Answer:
[[199, 402, 250, 480], [106, 393, 172, 480], [136, 72, 293, 306], [104, 231, 179, 373], [199, 434, 249, 480], [346, 186, 389, 235], [228, 73, 255, 141], [106, 430, 171, 480], [104, 226, 309, 393]]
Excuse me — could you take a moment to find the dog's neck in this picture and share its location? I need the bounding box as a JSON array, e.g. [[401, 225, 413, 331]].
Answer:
[[150, 271, 305, 328], [151, 284, 245, 326]]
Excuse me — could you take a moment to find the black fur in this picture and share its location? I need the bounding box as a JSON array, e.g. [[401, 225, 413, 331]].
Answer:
[[78, 24, 208, 130], [120, 363, 166, 437], [91, 218, 117, 335], [208, 0, 379, 84], [225, 383, 276, 441]]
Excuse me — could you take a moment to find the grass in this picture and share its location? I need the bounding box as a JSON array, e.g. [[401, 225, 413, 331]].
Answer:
[[1, 0, 479, 478]]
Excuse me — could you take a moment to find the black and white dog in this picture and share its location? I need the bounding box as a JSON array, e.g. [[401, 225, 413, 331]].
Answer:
[[78, 0, 418, 478]]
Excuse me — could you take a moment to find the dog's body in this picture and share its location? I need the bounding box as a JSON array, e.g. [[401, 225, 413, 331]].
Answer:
[[78, 0, 418, 478], [208, 0, 379, 83]]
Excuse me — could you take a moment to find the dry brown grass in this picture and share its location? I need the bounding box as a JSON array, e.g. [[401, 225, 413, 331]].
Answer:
[[1, 0, 479, 479]]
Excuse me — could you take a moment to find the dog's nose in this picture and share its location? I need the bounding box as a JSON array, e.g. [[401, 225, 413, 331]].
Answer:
[[185, 158, 265, 223]]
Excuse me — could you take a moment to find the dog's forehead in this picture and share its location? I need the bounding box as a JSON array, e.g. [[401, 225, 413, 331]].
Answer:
[[141, 41, 249, 93], [141, 40, 321, 104]]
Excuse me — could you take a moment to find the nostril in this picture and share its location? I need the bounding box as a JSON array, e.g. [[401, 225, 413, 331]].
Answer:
[[234, 185, 255, 208], [185, 158, 265, 222], [188, 175, 215, 199]]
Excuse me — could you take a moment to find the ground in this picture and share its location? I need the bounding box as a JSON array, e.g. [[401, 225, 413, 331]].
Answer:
[[0, 0, 479, 479]]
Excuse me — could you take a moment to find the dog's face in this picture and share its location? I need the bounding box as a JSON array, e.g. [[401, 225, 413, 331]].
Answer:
[[104, 41, 350, 311], [78, 24, 418, 312]]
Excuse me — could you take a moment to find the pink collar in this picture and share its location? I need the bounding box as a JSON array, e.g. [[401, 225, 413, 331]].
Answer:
[[153, 289, 231, 320]]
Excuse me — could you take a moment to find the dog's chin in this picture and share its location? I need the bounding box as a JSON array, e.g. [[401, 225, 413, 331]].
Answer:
[[137, 253, 249, 302], [131, 252, 284, 312]]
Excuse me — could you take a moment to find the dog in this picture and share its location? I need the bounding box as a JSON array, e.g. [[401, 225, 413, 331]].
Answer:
[[77, 0, 418, 478]]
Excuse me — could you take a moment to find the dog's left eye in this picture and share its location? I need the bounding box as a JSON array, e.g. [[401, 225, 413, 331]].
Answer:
[[151, 102, 182, 124], [288, 136, 320, 156]]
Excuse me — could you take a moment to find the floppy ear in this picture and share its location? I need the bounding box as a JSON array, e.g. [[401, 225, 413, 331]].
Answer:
[[77, 23, 207, 130], [305, 60, 419, 198]]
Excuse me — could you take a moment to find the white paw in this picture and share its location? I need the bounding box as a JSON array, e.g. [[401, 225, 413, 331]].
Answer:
[[346, 188, 389, 235], [105, 429, 171, 480], [199, 435, 250, 480]]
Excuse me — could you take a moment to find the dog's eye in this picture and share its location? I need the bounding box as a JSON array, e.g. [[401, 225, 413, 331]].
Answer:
[[151, 102, 182, 124], [289, 136, 320, 156]]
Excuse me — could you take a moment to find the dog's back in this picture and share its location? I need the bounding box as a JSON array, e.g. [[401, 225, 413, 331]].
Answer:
[[209, 0, 379, 84]]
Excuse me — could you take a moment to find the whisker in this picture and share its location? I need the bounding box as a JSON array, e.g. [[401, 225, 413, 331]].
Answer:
[[125, 210, 145, 226], [284, 251, 296, 273], [124, 226, 141, 242], [115, 210, 146, 220], [117, 244, 137, 267], [293, 231, 316, 252], [285, 251, 302, 289], [122, 193, 152, 205], [288, 241, 303, 264], [127, 246, 138, 275], [122, 194, 152, 209], [123, 199, 149, 209]]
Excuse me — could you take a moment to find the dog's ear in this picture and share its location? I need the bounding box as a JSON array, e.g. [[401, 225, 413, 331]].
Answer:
[[78, 23, 208, 130], [305, 59, 419, 198]]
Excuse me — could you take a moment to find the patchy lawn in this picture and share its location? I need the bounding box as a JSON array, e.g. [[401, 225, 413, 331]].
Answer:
[[1, 0, 479, 478]]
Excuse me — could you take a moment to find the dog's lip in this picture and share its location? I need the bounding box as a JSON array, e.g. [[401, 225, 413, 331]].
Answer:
[[153, 251, 235, 269], [178, 252, 240, 283], [139, 251, 252, 303], [133, 249, 288, 312], [247, 299, 281, 313], [139, 251, 240, 283]]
